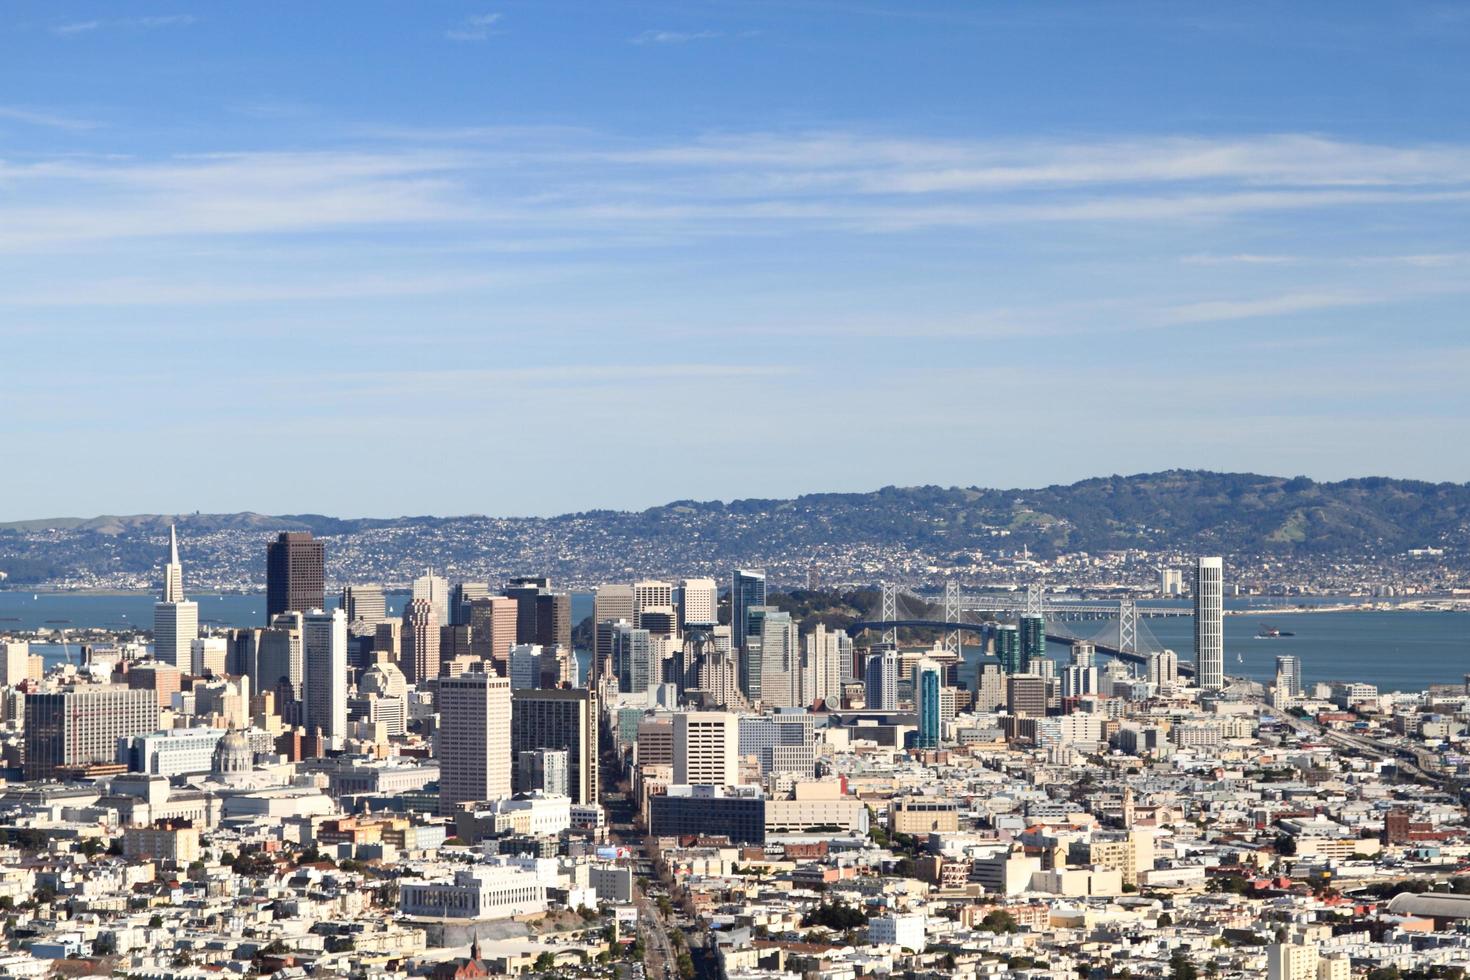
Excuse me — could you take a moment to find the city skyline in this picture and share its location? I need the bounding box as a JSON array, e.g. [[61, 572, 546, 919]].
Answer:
[[3, 2, 1469, 520]]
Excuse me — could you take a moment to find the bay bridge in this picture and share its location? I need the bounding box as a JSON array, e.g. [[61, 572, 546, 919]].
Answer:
[[846, 583, 1195, 677]]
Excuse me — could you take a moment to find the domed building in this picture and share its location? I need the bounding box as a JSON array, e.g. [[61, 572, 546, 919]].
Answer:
[[212, 727, 253, 776]]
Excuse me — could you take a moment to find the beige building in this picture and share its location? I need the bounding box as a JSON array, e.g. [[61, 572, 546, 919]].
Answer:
[[124, 820, 201, 864], [436, 665, 512, 815], [674, 711, 738, 787], [890, 797, 960, 835]]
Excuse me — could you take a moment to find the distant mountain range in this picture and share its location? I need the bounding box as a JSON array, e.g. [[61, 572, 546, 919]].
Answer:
[[0, 471, 1465, 589]]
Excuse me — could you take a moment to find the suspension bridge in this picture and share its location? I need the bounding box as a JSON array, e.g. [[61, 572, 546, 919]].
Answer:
[[846, 583, 1194, 675]]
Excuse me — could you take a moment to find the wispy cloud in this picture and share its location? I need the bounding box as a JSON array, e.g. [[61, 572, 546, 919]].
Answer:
[[52, 15, 195, 36], [631, 29, 722, 45], [446, 13, 502, 42], [3, 131, 1469, 253], [0, 106, 99, 131], [52, 20, 101, 36]]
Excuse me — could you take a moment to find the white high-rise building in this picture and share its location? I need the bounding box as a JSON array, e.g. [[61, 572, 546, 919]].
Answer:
[[1194, 557, 1224, 691], [1147, 648, 1179, 690], [679, 578, 718, 628], [302, 608, 348, 743], [632, 581, 674, 621], [437, 665, 512, 815], [674, 711, 738, 787], [1159, 567, 1183, 596], [865, 649, 900, 711], [802, 624, 845, 708], [153, 525, 198, 671], [1275, 654, 1302, 699], [412, 570, 450, 630], [340, 585, 387, 631]]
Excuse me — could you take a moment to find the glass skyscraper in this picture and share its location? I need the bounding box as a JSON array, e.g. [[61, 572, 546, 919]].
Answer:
[[994, 623, 1022, 674], [1019, 614, 1045, 674]]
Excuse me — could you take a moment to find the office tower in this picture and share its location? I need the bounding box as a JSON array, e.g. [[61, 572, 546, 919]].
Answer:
[[373, 620, 402, 660], [190, 636, 228, 676], [1159, 568, 1183, 596], [633, 580, 674, 621], [467, 595, 518, 668], [1275, 655, 1302, 699], [865, 649, 899, 711], [674, 711, 738, 786], [511, 687, 598, 804], [227, 628, 262, 680], [741, 605, 776, 701], [1071, 641, 1096, 668], [534, 592, 572, 653], [505, 575, 551, 643], [757, 609, 800, 707], [153, 602, 199, 673], [802, 624, 845, 709], [1006, 674, 1048, 717], [638, 606, 678, 638], [698, 649, 743, 709], [24, 687, 160, 781], [679, 578, 718, 628], [915, 660, 944, 749], [302, 608, 348, 742], [738, 712, 815, 776], [449, 582, 491, 627], [162, 524, 184, 602], [127, 661, 182, 709], [258, 612, 304, 701], [411, 570, 450, 628], [594, 583, 636, 628], [1061, 663, 1098, 700], [732, 569, 766, 648], [975, 663, 1007, 712], [613, 623, 655, 695], [509, 644, 541, 690], [1194, 557, 1225, 691], [266, 531, 325, 621], [401, 598, 441, 685], [994, 624, 1022, 674], [0, 642, 37, 687], [436, 664, 512, 814], [517, 748, 569, 798], [440, 623, 474, 661], [340, 585, 387, 633], [1147, 648, 1179, 689], [153, 525, 198, 672], [1019, 614, 1045, 674]]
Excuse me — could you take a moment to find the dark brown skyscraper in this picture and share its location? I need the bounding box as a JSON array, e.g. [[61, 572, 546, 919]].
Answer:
[[266, 531, 325, 622]]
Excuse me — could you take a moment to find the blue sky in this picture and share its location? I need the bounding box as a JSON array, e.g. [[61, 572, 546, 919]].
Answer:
[[2, 1, 1468, 519]]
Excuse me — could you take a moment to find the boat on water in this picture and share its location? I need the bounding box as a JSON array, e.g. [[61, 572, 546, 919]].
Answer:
[[1255, 625, 1296, 639]]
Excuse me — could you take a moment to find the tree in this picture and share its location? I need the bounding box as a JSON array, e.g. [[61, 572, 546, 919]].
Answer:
[[1274, 834, 1297, 856], [980, 910, 1018, 934], [91, 934, 117, 956], [534, 952, 555, 972], [1169, 951, 1199, 980], [148, 914, 163, 929], [1157, 912, 1173, 926]]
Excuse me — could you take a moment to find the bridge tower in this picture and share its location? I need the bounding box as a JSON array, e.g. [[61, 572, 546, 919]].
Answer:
[[942, 581, 962, 658], [881, 583, 897, 648], [1025, 583, 1044, 619], [1117, 598, 1138, 655]]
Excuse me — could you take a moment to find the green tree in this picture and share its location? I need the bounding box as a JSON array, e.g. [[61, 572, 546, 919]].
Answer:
[[1169, 951, 1199, 980]]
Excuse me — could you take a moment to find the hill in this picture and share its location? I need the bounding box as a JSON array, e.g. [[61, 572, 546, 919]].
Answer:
[[0, 471, 1465, 589]]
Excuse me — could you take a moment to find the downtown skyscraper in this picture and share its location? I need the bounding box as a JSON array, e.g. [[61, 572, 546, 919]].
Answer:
[[266, 531, 325, 622], [152, 525, 198, 672], [1194, 556, 1225, 691]]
